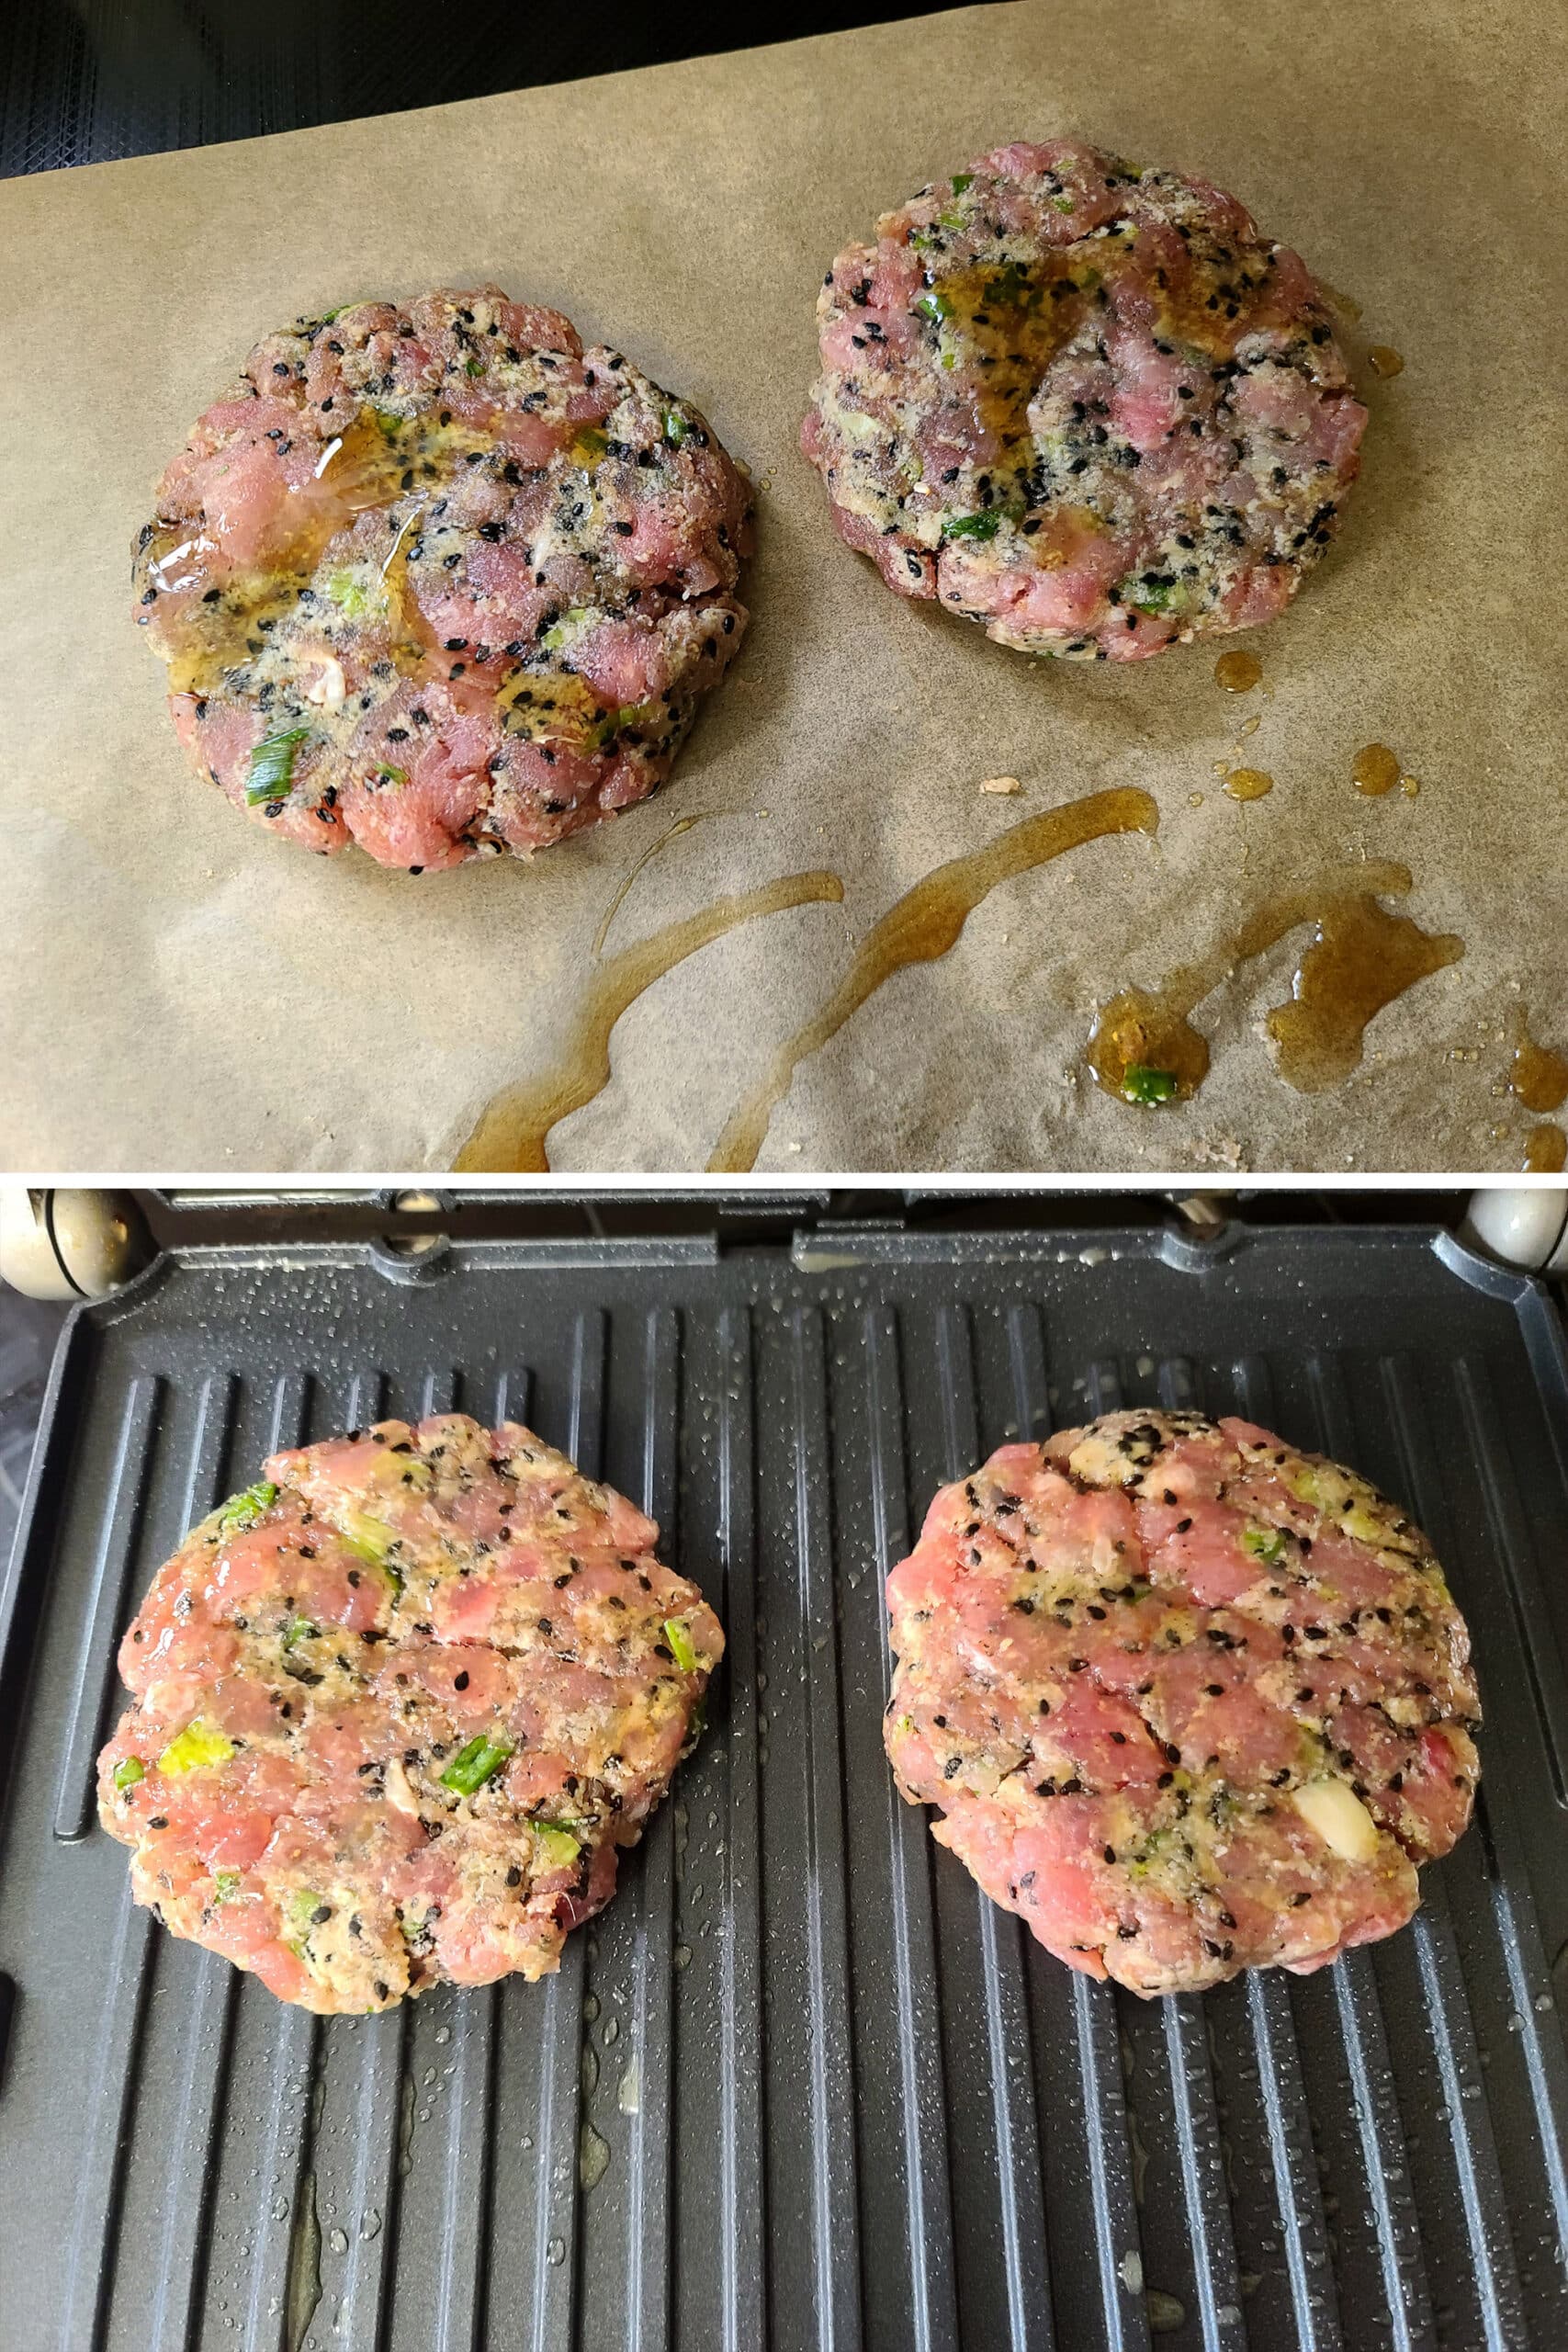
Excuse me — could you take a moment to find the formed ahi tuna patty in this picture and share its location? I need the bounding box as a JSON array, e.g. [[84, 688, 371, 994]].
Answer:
[[884, 1410, 1478, 1994], [133, 287, 752, 867], [96, 1414, 722, 2012], [805, 142, 1367, 660]]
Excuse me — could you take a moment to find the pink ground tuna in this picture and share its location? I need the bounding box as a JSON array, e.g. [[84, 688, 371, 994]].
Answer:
[[885, 1410, 1478, 1995], [133, 288, 752, 867], [97, 1414, 722, 2012], [805, 142, 1367, 661]]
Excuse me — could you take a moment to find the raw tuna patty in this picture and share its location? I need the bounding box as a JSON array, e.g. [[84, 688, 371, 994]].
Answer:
[[97, 1413, 722, 2012], [885, 1409, 1477, 1994], [805, 141, 1367, 660], [133, 287, 753, 867]]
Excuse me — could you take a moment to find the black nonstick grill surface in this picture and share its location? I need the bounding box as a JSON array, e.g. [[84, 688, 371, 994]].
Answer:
[[2, 1219, 1566, 2352]]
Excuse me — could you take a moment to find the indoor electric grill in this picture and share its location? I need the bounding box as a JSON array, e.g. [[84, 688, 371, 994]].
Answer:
[[1, 1195, 1566, 2351]]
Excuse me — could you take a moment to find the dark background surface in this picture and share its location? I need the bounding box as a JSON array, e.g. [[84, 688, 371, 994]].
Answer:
[[1, 0, 950, 176]]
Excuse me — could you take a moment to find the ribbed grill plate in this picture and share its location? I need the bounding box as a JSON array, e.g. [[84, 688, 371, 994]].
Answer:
[[2, 1222, 1566, 2351]]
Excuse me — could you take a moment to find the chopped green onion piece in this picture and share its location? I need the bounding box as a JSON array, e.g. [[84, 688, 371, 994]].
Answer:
[[290, 1887, 328, 1928], [1121, 1064, 1179, 1105], [113, 1756, 144, 1791], [663, 410, 689, 447], [212, 1869, 241, 1902], [937, 209, 965, 231], [282, 1616, 317, 1650], [371, 406, 402, 436], [244, 730, 310, 807], [218, 1480, 277, 1536], [372, 763, 408, 786], [440, 1734, 513, 1796], [533, 1824, 581, 1870], [323, 568, 376, 617], [940, 351, 957, 370], [1242, 1525, 1287, 1564], [917, 290, 953, 323], [951, 172, 975, 195], [663, 1617, 698, 1672], [910, 228, 938, 252], [570, 424, 608, 464], [1126, 578, 1180, 615], [942, 510, 1002, 542], [336, 1510, 398, 1566], [158, 1718, 235, 1774], [1051, 195, 1076, 213], [465, 356, 483, 377]]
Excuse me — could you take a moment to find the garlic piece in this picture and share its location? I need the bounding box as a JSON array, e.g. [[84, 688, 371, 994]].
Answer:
[[1293, 1776, 1380, 1862], [305, 656, 346, 708]]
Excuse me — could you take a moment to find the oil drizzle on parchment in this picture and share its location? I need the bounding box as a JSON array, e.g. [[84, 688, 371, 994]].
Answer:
[[1087, 861, 1464, 1105], [1507, 1009, 1568, 1115], [455, 870, 843, 1171], [1507, 1010, 1568, 1172], [1367, 345, 1404, 378], [706, 786, 1158, 1172]]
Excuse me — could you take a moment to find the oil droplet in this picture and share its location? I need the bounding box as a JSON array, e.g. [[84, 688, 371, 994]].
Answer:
[[457, 869, 844, 1170], [581, 2041, 600, 2098], [1524, 1125, 1567, 1172], [1507, 1010, 1568, 1114], [1352, 743, 1402, 796], [1214, 650, 1262, 693], [618, 2052, 641, 2116], [1368, 345, 1404, 378], [579, 2120, 611, 2192], [1224, 768, 1273, 801], [707, 786, 1158, 1170], [327, 2227, 349, 2256], [1147, 2290, 1187, 2334], [1086, 860, 1463, 1105], [546, 2235, 567, 2267]]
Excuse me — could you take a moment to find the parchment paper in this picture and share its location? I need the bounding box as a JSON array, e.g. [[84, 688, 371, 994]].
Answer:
[[2, 1, 1564, 1174]]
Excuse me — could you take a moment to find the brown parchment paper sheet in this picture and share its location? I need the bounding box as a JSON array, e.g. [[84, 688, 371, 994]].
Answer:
[[2, 0, 1564, 1174]]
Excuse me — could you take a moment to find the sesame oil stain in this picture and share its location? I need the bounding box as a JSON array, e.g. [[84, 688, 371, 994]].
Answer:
[[1088, 861, 1464, 1105], [1508, 1010, 1568, 1171], [707, 786, 1159, 1171], [1213, 650, 1262, 694], [455, 870, 844, 1170]]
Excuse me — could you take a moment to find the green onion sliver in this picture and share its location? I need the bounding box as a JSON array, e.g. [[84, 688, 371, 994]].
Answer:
[[663, 1617, 698, 1672], [113, 1756, 144, 1791], [244, 731, 310, 807], [1121, 1064, 1178, 1106], [440, 1734, 513, 1796], [942, 510, 1001, 543]]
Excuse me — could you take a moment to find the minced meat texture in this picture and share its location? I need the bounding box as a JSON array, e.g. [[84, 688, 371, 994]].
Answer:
[[884, 1409, 1478, 1995], [133, 287, 752, 868], [96, 1413, 722, 2013], [804, 141, 1367, 661]]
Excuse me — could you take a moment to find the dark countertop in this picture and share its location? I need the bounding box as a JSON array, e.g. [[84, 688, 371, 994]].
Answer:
[[3, 1, 946, 175]]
